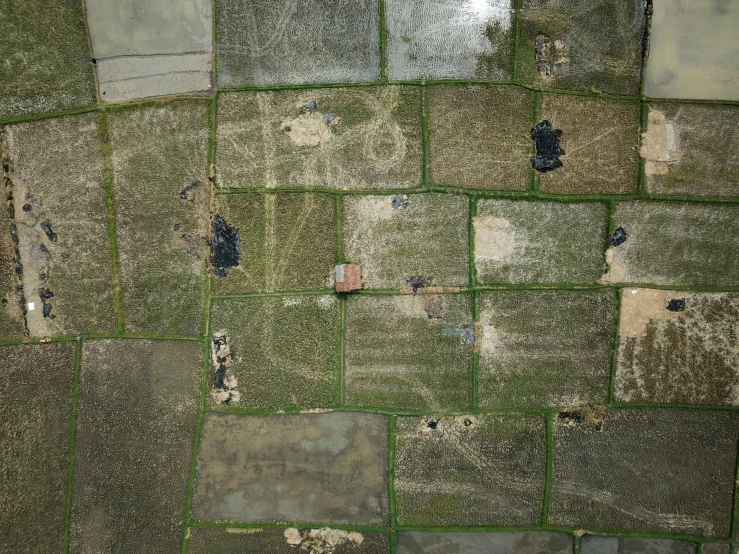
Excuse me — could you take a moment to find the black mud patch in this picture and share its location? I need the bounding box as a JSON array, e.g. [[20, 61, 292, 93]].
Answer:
[[211, 216, 240, 278], [609, 226, 627, 247], [407, 275, 433, 295], [299, 99, 318, 112], [427, 419, 439, 430], [392, 194, 408, 210], [40, 220, 57, 242], [42, 303, 53, 318], [179, 180, 201, 202], [211, 333, 239, 405], [666, 298, 686, 312], [558, 405, 605, 431], [530, 120, 564, 173]]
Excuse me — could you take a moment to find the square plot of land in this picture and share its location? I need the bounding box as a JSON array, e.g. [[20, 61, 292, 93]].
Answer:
[[516, 0, 645, 96], [395, 414, 545, 526], [385, 0, 515, 81], [428, 85, 533, 191], [642, 103, 739, 197], [216, 0, 379, 86], [615, 290, 739, 406], [188, 527, 390, 554], [479, 289, 617, 408], [549, 408, 739, 536], [537, 95, 640, 194], [0, 0, 95, 117], [109, 101, 210, 336], [217, 87, 422, 190], [71, 339, 202, 554], [645, 1, 739, 101], [0, 343, 76, 553], [344, 194, 469, 289], [474, 200, 607, 284], [212, 194, 336, 294], [209, 296, 340, 409], [193, 412, 390, 525], [5, 114, 116, 337], [86, 0, 212, 102], [398, 531, 573, 554], [345, 294, 474, 411], [602, 202, 739, 287]]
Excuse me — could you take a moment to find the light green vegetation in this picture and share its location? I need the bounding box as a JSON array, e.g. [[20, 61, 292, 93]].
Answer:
[[474, 199, 607, 284], [428, 85, 533, 191], [604, 202, 739, 286], [0, 0, 96, 118], [479, 289, 617, 408], [0, 343, 76, 553], [108, 101, 209, 336], [517, 0, 645, 96], [192, 412, 389, 525], [616, 291, 739, 406], [212, 193, 336, 294], [71, 339, 202, 553], [343, 194, 469, 289], [188, 527, 391, 554], [209, 295, 340, 409], [216, 0, 379, 86], [216, 87, 422, 190], [345, 294, 474, 411], [395, 413, 545, 526], [5, 114, 116, 337], [538, 94, 640, 194], [385, 0, 515, 80], [550, 408, 739, 537], [643, 103, 739, 197]]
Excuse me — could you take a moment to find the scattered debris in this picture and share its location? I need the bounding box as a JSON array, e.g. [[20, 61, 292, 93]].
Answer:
[[211, 332, 240, 405], [530, 120, 564, 172], [534, 34, 569, 77], [1, 133, 30, 336], [335, 264, 362, 293], [391, 194, 408, 210], [323, 113, 338, 125], [22, 204, 31, 212], [40, 220, 57, 242], [609, 226, 628, 247], [211, 216, 241, 277], [283, 527, 364, 554], [666, 298, 686, 312], [558, 405, 606, 431], [179, 180, 201, 201], [42, 303, 52, 318], [422, 295, 444, 319], [407, 275, 433, 295], [463, 418, 473, 427], [299, 99, 318, 113], [442, 324, 475, 347]]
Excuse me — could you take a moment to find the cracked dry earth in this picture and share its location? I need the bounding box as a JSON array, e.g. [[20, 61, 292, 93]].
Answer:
[[1, 1, 739, 554]]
